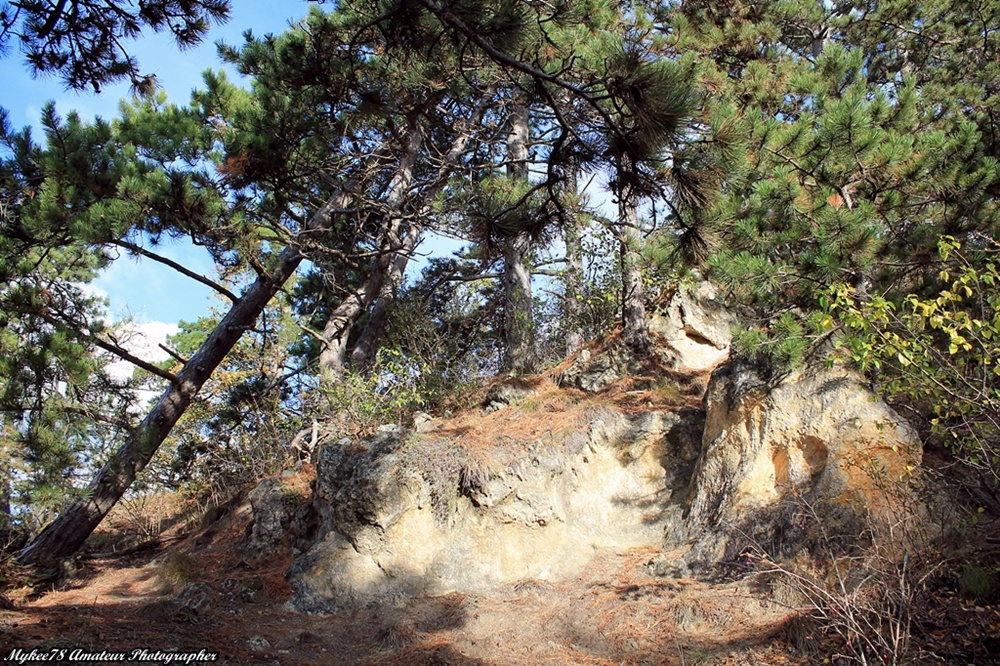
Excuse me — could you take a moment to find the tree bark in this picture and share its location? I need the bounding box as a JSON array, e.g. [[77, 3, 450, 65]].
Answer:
[[561, 164, 585, 354], [317, 121, 425, 379], [0, 451, 12, 538], [619, 192, 650, 356], [316, 260, 387, 377], [501, 232, 535, 372], [349, 222, 421, 370], [500, 104, 536, 373], [16, 190, 350, 566], [563, 219, 585, 354]]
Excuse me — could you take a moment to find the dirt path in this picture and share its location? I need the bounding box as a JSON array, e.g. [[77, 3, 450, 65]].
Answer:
[[1, 526, 804, 666]]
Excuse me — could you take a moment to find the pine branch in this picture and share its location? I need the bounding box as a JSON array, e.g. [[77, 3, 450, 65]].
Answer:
[[416, 0, 625, 145], [34, 309, 180, 385], [112, 239, 238, 302], [420, 271, 502, 305], [158, 343, 189, 365], [89, 334, 180, 385]]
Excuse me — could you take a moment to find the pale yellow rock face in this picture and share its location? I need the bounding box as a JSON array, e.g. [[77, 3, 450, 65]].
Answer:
[[288, 411, 690, 610], [648, 281, 735, 372], [285, 359, 924, 611], [686, 362, 920, 534]]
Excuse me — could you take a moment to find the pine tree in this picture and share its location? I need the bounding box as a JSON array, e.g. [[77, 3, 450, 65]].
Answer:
[[0, 0, 230, 91], [656, 0, 999, 364]]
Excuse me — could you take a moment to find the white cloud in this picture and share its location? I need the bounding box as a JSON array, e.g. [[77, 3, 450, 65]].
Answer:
[[104, 320, 180, 383]]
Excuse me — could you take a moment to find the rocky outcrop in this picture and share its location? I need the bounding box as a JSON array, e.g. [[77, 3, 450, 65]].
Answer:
[[559, 282, 734, 393], [481, 378, 545, 412], [666, 359, 921, 572], [649, 281, 735, 372], [558, 343, 642, 393], [243, 468, 312, 561], [282, 355, 923, 610], [287, 411, 702, 612]]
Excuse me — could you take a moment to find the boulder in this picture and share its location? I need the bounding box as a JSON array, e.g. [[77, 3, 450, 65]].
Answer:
[[244, 469, 312, 560], [648, 281, 735, 372], [175, 582, 213, 616], [287, 411, 702, 612], [558, 344, 640, 393], [559, 282, 735, 394], [482, 378, 544, 412], [669, 359, 921, 571]]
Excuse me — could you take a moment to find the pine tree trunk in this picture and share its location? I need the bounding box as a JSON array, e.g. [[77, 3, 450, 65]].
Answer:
[[318, 122, 424, 379], [0, 454, 12, 539], [349, 223, 421, 370], [502, 233, 535, 373], [500, 104, 536, 373], [322, 107, 487, 374], [15, 189, 353, 565], [563, 221, 585, 354], [317, 266, 386, 377], [619, 196, 650, 356], [562, 165, 585, 354]]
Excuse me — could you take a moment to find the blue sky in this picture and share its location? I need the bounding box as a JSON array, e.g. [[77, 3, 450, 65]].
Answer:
[[1, 1, 317, 325]]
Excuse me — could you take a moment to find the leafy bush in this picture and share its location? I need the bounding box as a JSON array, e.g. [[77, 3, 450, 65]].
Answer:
[[826, 237, 1000, 490], [319, 347, 434, 439]]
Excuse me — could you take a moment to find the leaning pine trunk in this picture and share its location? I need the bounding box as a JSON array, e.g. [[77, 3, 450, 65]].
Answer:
[[619, 193, 650, 356], [349, 223, 421, 370], [17, 191, 350, 566]]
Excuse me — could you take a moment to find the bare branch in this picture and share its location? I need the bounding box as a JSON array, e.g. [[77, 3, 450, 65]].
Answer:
[[112, 239, 238, 303], [158, 343, 189, 365]]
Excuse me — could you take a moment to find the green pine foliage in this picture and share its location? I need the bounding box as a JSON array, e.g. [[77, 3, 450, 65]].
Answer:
[[655, 0, 1000, 368]]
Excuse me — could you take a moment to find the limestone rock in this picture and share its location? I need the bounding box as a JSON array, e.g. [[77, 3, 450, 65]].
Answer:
[[286, 350, 924, 609], [247, 635, 271, 652], [671, 359, 921, 569], [287, 409, 701, 612], [648, 282, 735, 372], [559, 282, 735, 394], [412, 411, 435, 432], [244, 472, 310, 560], [176, 582, 213, 616], [482, 379, 541, 412], [558, 344, 639, 393]]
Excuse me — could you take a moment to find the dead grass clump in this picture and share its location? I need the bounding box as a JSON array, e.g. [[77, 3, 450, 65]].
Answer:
[[157, 550, 205, 590], [411, 593, 468, 633], [748, 497, 937, 666], [399, 435, 466, 523], [374, 620, 422, 651]]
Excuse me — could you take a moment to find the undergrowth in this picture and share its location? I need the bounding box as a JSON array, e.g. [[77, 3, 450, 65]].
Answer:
[[747, 477, 1000, 666]]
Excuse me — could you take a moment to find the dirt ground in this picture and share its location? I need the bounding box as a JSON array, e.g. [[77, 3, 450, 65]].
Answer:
[[3, 481, 1000, 665], [0, 493, 813, 666]]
